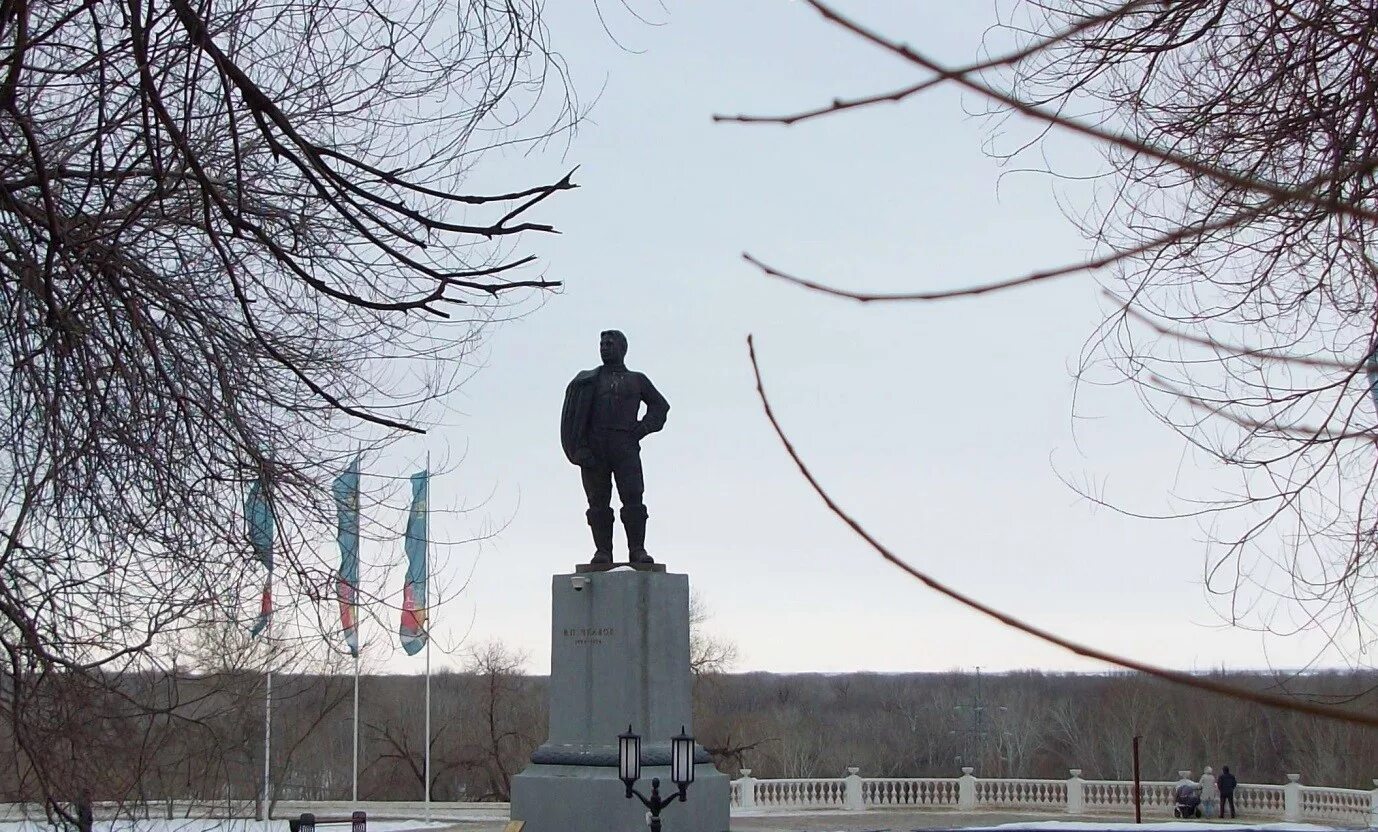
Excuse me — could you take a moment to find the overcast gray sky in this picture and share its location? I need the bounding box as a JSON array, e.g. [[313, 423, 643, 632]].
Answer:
[[355, 1, 1341, 676]]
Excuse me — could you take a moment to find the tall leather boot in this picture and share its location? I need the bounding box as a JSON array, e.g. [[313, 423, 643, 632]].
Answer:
[[586, 507, 614, 564], [621, 505, 653, 564]]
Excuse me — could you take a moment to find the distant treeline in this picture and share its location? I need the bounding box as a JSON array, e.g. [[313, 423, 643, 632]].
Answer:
[[11, 665, 1374, 807], [692, 669, 1377, 789]]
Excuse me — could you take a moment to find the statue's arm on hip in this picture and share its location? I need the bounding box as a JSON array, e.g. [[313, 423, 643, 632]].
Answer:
[[636, 375, 669, 438]]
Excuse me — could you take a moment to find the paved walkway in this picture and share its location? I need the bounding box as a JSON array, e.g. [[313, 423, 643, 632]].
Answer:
[[732, 809, 1108, 829], [430, 810, 1283, 831], [271, 801, 1306, 832]]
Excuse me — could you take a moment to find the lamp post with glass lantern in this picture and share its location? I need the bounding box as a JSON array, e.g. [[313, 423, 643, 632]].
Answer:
[[618, 725, 696, 832]]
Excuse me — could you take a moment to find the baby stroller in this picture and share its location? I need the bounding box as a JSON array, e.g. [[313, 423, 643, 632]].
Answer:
[[1173, 783, 1203, 819]]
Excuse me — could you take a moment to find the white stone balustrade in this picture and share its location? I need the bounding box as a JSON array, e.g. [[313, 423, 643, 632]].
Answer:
[[24, 777, 1376, 828], [860, 777, 959, 807], [751, 777, 846, 810], [729, 768, 1378, 827]]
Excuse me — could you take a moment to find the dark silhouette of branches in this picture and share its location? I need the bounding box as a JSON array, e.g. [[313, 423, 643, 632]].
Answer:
[[748, 334, 1378, 727], [718, 1, 1378, 224], [713, 1, 1143, 129], [723, 0, 1378, 663], [0, 0, 581, 808]]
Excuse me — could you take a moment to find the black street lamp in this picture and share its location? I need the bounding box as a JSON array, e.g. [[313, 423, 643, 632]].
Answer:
[[618, 725, 696, 832]]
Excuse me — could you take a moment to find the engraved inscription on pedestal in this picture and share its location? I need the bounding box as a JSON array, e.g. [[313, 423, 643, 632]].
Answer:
[[562, 626, 614, 646]]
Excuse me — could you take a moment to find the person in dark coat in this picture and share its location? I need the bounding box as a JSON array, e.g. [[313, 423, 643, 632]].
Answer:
[[1218, 766, 1238, 818], [561, 330, 669, 564]]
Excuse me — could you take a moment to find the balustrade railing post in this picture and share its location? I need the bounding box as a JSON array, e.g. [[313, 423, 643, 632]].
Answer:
[[1067, 769, 1085, 815], [843, 767, 865, 811], [1368, 779, 1378, 828], [737, 769, 756, 810], [1284, 773, 1302, 822], [958, 767, 977, 812]]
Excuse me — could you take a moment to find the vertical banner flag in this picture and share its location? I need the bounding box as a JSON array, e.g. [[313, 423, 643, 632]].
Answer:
[[246, 480, 276, 637], [399, 470, 429, 656], [334, 456, 362, 657]]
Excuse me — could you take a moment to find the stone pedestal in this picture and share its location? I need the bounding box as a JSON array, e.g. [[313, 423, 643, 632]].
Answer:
[[510, 568, 729, 832]]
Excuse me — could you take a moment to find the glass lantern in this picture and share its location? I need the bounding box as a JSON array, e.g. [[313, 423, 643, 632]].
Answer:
[[618, 725, 642, 789], [671, 725, 695, 790]]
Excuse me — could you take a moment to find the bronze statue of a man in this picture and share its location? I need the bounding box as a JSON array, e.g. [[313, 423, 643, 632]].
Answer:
[[561, 330, 670, 565]]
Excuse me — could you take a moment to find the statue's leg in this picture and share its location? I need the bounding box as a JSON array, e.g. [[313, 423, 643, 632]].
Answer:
[[581, 461, 614, 563], [613, 449, 651, 563]]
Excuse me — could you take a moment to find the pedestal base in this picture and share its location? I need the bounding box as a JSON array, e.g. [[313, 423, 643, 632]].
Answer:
[[510, 763, 729, 832], [510, 569, 730, 832]]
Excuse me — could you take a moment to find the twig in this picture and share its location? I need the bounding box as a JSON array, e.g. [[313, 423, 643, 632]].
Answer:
[[747, 334, 1378, 726], [739, 200, 1247, 302], [1114, 293, 1368, 371], [713, 0, 1148, 127], [732, 0, 1378, 227]]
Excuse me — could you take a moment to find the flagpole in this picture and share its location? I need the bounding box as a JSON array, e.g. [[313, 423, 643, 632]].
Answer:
[[262, 579, 272, 825], [247, 480, 276, 827], [423, 453, 431, 821], [424, 624, 431, 817], [352, 652, 359, 804], [340, 452, 362, 806]]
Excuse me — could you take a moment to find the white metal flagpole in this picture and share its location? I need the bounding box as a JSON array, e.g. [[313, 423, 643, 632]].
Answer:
[[352, 652, 359, 803], [351, 450, 362, 805], [262, 579, 273, 824], [424, 625, 431, 817], [423, 454, 431, 820]]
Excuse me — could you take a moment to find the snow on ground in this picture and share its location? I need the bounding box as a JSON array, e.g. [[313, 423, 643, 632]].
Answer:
[[0, 814, 1349, 832], [734, 810, 1350, 830], [0, 821, 452, 832], [978, 823, 1342, 831]]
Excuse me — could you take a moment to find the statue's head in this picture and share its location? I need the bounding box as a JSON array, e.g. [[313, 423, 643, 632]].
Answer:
[[599, 330, 628, 365]]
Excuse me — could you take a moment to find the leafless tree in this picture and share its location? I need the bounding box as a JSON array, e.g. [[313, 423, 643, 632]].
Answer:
[[987, 684, 1048, 777], [0, 0, 581, 806], [881, 676, 964, 775], [998, 0, 1378, 660], [687, 592, 753, 771], [15, 665, 1378, 795], [455, 640, 538, 802], [720, 0, 1378, 714], [695, 669, 1378, 785], [689, 590, 738, 682]]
